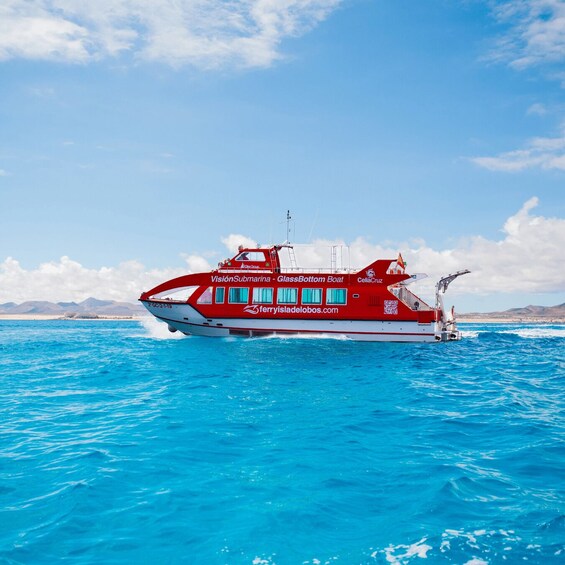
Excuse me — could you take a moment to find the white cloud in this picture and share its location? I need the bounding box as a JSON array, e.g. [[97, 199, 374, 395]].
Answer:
[[471, 124, 565, 171], [476, 1, 565, 174], [0, 7, 91, 63], [221, 234, 258, 254], [181, 253, 212, 273], [527, 102, 547, 115], [417, 196, 565, 296], [286, 198, 564, 298], [490, 0, 565, 70], [0, 256, 185, 303], [1, 199, 563, 304], [0, 0, 341, 69]]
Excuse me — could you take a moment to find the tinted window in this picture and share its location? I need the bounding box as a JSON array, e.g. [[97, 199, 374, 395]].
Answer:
[[278, 288, 298, 304], [326, 288, 347, 305], [253, 288, 273, 304], [302, 288, 322, 304], [228, 287, 249, 304]]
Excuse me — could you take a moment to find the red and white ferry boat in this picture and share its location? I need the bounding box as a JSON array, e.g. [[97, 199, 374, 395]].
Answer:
[[140, 239, 469, 342]]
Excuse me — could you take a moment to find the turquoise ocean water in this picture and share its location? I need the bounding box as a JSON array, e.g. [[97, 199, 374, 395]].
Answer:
[[0, 319, 563, 564]]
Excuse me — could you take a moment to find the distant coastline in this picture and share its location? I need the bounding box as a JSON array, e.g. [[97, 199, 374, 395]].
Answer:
[[0, 298, 144, 320], [459, 303, 565, 324], [0, 314, 148, 321], [1, 298, 563, 323], [458, 316, 565, 324]]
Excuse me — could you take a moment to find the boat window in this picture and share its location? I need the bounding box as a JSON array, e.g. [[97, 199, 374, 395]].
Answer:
[[253, 288, 273, 304], [228, 287, 249, 304], [153, 286, 198, 301], [327, 288, 347, 305], [235, 251, 266, 262], [277, 288, 298, 304], [215, 287, 225, 304], [197, 286, 213, 304], [302, 288, 322, 304]]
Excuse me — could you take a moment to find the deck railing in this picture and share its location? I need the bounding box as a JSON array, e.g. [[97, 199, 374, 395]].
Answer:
[[218, 267, 359, 274], [390, 286, 433, 311]]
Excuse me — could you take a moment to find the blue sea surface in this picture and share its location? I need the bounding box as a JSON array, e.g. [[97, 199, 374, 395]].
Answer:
[[0, 319, 563, 564]]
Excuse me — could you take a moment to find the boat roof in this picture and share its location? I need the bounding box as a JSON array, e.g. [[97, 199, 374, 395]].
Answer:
[[216, 244, 408, 276]]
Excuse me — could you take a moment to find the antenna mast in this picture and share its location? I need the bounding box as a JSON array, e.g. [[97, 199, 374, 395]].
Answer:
[[286, 210, 292, 244]]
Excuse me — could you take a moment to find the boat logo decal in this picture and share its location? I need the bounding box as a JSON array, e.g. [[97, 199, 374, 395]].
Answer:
[[357, 269, 383, 284], [243, 304, 340, 316]]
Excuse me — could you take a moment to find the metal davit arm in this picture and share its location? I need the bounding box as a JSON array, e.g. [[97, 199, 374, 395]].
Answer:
[[435, 269, 471, 325], [436, 270, 471, 295]]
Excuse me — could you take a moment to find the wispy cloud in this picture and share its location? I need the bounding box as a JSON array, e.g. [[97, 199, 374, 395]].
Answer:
[[476, 1, 565, 174], [1, 198, 563, 303], [0, 169, 8, 176], [0, 0, 341, 69], [489, 0, 565, 70], [526, 102, 547, 116], [27, 86, 56, 97], [471, 124, 565, 171]]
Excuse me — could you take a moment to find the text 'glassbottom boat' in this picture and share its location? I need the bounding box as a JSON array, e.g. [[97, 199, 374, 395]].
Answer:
[[140, 243, 469, 342]]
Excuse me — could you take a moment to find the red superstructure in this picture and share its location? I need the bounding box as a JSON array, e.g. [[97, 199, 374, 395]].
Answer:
[[140, 242, 469, 342]]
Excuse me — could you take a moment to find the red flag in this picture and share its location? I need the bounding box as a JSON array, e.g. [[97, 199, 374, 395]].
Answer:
[[397, 253, 405, 270]]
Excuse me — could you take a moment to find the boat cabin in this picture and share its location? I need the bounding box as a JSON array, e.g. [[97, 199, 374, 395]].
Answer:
[[140, 244, 437, 324]]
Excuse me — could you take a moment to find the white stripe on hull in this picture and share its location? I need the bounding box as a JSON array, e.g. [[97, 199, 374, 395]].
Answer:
[[142, 301, 443, 342]]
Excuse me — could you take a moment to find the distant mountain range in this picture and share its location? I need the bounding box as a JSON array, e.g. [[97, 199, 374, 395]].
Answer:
[[462, 303, 565, 320], [0, 298, 145, 317], [0, 298, 563, 320]]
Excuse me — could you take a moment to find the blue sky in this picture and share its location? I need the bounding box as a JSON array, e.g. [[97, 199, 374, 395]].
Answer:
[[1, 0, 564, 311]]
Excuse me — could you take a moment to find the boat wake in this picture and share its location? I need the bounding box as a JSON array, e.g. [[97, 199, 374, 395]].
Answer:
[[137, 317, 185, 340], [500, 326, 565, 339], [462, 326, 565, 340], [461, 330, 482, 339]]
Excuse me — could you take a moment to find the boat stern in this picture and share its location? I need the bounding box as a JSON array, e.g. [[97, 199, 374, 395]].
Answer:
[[436, 325, 463, 342]]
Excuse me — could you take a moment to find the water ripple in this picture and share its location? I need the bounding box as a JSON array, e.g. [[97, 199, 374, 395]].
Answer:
[[0, 320, 563, 563]]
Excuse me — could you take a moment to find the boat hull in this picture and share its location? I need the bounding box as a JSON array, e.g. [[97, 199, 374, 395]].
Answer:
[[142, 300, 457, 342]]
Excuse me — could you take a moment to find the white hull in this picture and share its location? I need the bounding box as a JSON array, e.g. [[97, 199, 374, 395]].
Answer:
[[143, 301, 458, 342]]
